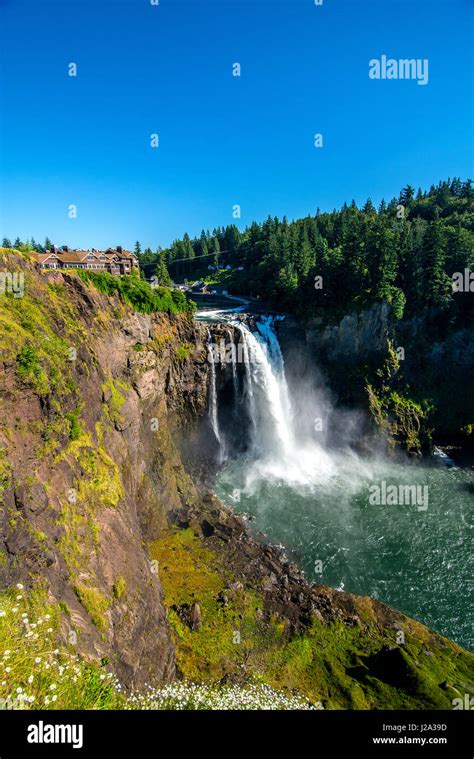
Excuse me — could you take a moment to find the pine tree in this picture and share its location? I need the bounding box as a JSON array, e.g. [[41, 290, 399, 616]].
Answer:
[[363, 198, 375, 214], [399, 185, 415, 206], [155, 252, 172, 287], [421, 222, 451, 307], [134, 241, 142, 256]]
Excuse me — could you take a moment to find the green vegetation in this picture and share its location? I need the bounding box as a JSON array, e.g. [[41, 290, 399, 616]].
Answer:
[[55, 430, 124, 577], [0, 585, 120, 709], [366, 341, 432, 453], [150, 527, 473, 709], [16, 343, 46, 390], [0, 249, 85, 409], [0, 446, 12, 502], [72, 584, 111, 635], [153, 179, 473, 324], [176, 342, 193, 361], [65, 410, 82, 441], [113, 577, 126, 600], [77, 270, 195, 316], [136, 179, 474, 442], [0, 584, 315, 711], [154, 251, 172, 287], [101, 376, 128, 427]]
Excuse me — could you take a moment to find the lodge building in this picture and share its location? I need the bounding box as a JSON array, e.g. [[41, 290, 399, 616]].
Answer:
[[33, 245, 139, 276]]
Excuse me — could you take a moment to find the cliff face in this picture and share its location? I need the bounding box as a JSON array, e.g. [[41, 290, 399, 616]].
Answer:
[[278, 302, 474, 453], [0, 252, 212, 688], [0, 251, 472, 709]]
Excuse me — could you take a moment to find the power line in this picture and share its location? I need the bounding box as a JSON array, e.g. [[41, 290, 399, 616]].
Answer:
[[169, 250, 228, 265]]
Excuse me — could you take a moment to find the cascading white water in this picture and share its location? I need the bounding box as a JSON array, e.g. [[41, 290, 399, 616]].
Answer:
[[233, 316, 336, 487], [207, 331, 221, 445], [228, 328, 239, 398], [235, 319, 294, 458]]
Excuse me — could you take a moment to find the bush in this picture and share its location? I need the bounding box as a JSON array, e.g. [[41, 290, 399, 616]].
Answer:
[[77, 272, 195, 316]]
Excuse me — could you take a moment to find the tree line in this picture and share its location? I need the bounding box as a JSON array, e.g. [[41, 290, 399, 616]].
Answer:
[[144, 178, 474, 323]]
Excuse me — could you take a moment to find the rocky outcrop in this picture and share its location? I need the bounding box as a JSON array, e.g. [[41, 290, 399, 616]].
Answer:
[[303, 302, 392, 363], [0, 255, 212, 688]]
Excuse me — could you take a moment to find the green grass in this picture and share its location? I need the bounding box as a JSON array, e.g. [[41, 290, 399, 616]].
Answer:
[[72, 584, 111, 636], [150, 527, 474, 710], [0, 586, 121, 709]]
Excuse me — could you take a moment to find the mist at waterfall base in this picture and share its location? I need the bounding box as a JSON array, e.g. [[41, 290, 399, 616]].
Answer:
[[204, 315, 472, 650]]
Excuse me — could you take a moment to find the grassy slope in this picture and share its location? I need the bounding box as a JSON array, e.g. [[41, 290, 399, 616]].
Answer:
[[151, 528, 474, 710]]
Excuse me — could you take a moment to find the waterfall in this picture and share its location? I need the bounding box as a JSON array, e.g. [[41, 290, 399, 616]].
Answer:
[[231, 316, 336, 486], [228, 328, 239, 398], [207, 331, 221, 445], [204, 314, 336, 485], [234, 319, 294, 459]]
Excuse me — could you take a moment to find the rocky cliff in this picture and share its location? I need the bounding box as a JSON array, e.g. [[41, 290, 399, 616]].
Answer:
[[0, 251, 213, 688], [278, 302, 474, 455]]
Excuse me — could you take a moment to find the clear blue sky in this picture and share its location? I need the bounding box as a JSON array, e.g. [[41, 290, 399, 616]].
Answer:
[[0, 0, 472, 250]]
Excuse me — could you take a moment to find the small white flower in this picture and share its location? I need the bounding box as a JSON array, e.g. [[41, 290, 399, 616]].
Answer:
[[27, 675, 34, 684], [16, 595, 22, 601], [34, 657, 41, 664], [52, 694, 57, 702], [5, 667, 10, 673], [0, 611, 5, 617], [50, 683, 56, 690], [47, 627, 53, 633], [28, 695, 35, 703]]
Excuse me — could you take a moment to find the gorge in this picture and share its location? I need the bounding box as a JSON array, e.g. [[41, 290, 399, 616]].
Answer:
[[0, 248, 472, 711], [203, 310, 472, 651]]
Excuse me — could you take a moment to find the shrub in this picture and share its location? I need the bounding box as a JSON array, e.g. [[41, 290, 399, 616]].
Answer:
[[77, 272, 195, 316]]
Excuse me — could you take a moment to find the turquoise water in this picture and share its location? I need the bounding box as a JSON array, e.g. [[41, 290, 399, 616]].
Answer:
[[215, 458, 473, 650]]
